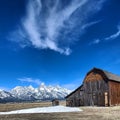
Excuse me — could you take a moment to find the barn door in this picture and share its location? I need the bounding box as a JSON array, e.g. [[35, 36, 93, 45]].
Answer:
[[88, 93, 96, 106], [88, 94, 93, 106], [92, 92, 98, 106], [104, 92, 108, 106]]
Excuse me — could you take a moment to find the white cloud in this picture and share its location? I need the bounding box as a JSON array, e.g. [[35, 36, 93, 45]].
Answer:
[[82, 20, 102, 30], [89, 39, 100, 45], [91, 24, 120, 45], [46, 0, 88, 40], [10, 0, 106, 55], [105, 24, 120, 41], [18, 78, 42, 85]]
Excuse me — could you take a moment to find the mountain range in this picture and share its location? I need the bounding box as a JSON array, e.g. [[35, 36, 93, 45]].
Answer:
[[0, 83, 71, 103]]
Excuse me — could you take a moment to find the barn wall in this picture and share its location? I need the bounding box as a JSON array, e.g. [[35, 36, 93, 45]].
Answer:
[[66, 90, 80, 107], [66, 86, 84, 107], [83, 71, 109, 106], [73, 89, 80, 106], [74, 87, 84, 106], [66, 93, 75, 107], [109, 81, 120, 106]]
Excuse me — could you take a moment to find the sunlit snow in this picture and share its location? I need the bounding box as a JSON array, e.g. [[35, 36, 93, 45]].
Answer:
[[0, 106, 82, 115]]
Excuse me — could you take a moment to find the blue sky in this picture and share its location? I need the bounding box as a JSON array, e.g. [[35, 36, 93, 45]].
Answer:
[[0, 0, 120, 90]]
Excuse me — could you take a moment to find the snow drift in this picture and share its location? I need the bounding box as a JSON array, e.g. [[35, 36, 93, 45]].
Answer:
[[0, 106, 82, 115]]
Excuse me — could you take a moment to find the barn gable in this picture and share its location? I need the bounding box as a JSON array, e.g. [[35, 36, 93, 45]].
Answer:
[[85, 68, 120, 82], [84, 67, 120, 83], [84, 68, 107, 83]]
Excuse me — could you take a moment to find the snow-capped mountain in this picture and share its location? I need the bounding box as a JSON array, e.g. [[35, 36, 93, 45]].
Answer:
[[11, 86, 37, 101], [0, 89, 16, 103], [0, 89, 12, 99], [0, 84, 71, 102], [34, 83, 71, 100]]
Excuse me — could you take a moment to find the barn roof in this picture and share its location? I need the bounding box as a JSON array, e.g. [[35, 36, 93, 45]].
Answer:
[[65, 85, 83, 98], [93, 68, 120, 82], [103, 70, 120, 82]]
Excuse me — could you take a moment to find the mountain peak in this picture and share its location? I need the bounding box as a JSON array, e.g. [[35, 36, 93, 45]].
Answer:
[[0, 84, 71, 102], [28, 85, 34, 90], [0, 89, 3, 92], [40, 82, 45, 86]]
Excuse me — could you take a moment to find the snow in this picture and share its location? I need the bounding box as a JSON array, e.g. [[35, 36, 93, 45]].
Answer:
[[9, 84, 71, 101], [0, 106, 82, 115]]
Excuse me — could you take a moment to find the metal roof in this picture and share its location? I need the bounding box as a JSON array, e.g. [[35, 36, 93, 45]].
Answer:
[[103, 70, 120, 82]]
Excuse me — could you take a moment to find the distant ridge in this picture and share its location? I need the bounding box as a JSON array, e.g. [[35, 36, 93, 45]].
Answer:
[[0, 84, 71, 103]]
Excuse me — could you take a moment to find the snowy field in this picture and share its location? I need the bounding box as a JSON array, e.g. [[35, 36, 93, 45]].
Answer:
[[0, 104, 120, 120], [0, 105, 82, 115]]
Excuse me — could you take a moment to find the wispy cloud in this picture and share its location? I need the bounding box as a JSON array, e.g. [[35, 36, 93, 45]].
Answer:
[[89, 39, 100, 45], [89, 23, 120, 46], [18, 77, 42, 85], [82, 20, 102, 30], [105, 24, 120, 41], [10, 0, 106, 55]]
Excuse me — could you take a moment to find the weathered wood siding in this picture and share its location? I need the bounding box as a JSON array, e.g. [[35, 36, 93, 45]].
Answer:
[[83, 71, 109, 106], [84, 71, 106, 82], [66, 92, 75, 107], [79, 87, 84, 106], [109, 81, 120, 106], [66, 86, 84, 107], [73, 89, 80, 106]]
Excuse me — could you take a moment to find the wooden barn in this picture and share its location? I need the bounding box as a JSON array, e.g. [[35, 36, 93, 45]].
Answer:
[[66, 68, 120, 106]]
